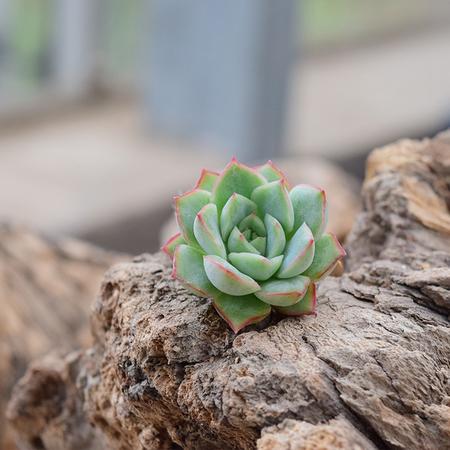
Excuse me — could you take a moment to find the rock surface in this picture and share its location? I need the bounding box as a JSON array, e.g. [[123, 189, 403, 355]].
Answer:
[[7, 134, 450, 449]]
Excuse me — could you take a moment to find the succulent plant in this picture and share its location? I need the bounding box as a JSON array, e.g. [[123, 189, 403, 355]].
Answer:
[[163, 158, 346, 333]]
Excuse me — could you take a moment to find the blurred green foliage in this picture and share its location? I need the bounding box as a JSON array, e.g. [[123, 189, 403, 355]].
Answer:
[[8, 0, 52, 88], [1, 0, 141, 99], [100, 0, 141, 85], [301, 0, 432, 50]]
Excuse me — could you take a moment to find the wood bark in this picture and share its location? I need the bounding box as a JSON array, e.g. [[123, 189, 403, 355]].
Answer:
[[7, 133, 450, 450], [0, 225, 123, 449]]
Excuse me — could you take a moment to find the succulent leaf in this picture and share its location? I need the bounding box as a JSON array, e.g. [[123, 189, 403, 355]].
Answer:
[[203, 255, 260, 296], [212, 293, 271, 333], [175, 189, 211, 246], [251, 180, 294, 234], [255, 275, 310, 306], [264, 214, 286, 258], [275, 283, 316, 316], [193, 204, 227, 259], [255, 160, 287, 183], [277, 223, 315, 279], [228, 253, 283, 281], [290, 184, 327, 238], [238, 213, 266, 236], [162, 232, 186, 258], [194, 169, 219, 192], [302, 233, 346, 280], [168, 158, 345, 332], [211, 159, 266, 212], [173, 245, 219, 297], [220, 193, 257, 240], [227, 227, 260, 254], [250, 237, 266, 254], [242, 229, 252, 240]]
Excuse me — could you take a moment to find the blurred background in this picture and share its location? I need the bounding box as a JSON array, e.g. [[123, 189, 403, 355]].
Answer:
[[1, 4, 450, 447], [1, 0, 450, 253]]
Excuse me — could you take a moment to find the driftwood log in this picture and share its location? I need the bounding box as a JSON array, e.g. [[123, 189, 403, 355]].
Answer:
[[7, 133, 450, 450], [0, 225, 123, 450]]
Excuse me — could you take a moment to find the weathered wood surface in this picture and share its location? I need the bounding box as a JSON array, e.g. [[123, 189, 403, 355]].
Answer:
[[0, 225, 123, 449], [7, 133, 450, 449]]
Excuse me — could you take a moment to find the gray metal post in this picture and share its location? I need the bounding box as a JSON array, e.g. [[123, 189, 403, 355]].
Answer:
[[144, 0, 296, 162], [53, 0, 99, 97]]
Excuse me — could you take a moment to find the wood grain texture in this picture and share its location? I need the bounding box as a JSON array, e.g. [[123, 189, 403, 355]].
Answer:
[[7, 133, 450, 450]]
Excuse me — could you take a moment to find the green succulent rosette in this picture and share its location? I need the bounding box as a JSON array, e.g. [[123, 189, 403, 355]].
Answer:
[[163, 158, 345, 333]]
